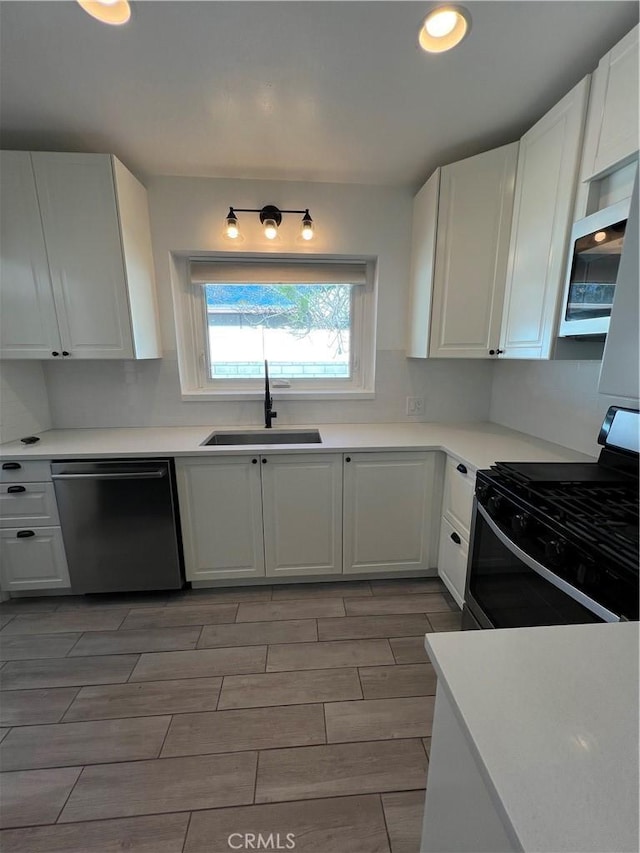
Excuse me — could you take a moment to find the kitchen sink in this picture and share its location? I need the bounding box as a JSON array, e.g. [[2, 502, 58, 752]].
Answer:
[[202, 429, 322, 446]]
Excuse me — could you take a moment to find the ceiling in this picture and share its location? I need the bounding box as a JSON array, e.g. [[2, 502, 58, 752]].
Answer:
[[1, 1, 637, 187]]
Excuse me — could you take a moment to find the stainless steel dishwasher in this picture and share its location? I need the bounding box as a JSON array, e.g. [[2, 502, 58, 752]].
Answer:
[[51, 459, 184, 593]]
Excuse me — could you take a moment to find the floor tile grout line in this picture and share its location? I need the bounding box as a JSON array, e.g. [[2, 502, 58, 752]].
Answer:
[[157, 712, 175, 760], [52, 764, 85, 824], [181, 811, 194, 853], [378, 792, 394, 853]]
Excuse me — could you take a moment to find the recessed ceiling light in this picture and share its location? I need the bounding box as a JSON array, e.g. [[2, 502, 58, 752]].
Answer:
[[594, 231, 608, 243], [77, 0, 131, 26], [419, 6, 471, 53]]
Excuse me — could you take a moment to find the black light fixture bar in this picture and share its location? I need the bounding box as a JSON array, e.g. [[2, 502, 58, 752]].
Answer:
[[225, 204, 314, 240]]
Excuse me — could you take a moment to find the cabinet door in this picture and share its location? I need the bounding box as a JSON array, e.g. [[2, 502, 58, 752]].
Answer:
[[31, 153, 135, 359], [581, 25, 639, 181], [176, 457, 265, 581], [429, 143, 518, 358], [406, 169, 440, 358], [0, 527, 70, 591], [343, 452, 439, 574], [0, 152, 61, 359], [599, 168, 639, 399], [437, 517, 469, 609], [500, 77, 590, 359], [261, 453, 342, 577]]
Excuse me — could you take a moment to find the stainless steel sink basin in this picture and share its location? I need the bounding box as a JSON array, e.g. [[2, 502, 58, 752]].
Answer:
[[202, 429, 322, 446]]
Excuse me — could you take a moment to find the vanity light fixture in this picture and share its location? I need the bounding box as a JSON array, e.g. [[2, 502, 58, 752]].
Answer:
[[419, 5, 471, 53], [77, 0, 131, 25], [224, 205, 315, 241]]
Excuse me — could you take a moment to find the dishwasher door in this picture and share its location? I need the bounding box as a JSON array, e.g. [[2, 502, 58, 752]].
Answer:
[[51, 459, 184, 594]]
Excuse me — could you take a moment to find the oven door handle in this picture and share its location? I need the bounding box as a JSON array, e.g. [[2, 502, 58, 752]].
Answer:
[[476, 503, 620, 623]]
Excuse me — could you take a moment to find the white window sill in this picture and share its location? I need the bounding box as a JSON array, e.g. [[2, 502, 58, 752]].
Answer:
[[181, 389, 376, 402]]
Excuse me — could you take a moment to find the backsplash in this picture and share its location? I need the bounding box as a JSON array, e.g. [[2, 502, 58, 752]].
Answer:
[[43, 350, 493, 428], [490, 360, 639, 457], [0, 361, 52, 444]]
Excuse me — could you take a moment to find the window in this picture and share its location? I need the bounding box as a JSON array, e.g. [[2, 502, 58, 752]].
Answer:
[[175, 258, 376, 399]]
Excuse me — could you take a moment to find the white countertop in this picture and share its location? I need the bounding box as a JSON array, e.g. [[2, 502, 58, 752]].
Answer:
[[425, 622, 639, 853], [0, 421, 594, 469]]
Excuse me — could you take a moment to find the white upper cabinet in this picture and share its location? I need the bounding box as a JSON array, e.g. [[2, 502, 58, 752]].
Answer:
[[580, 25, 639, 182], [0, 151, 161, 360], [429, 143, 518, 358], [499, 77, 590, 359], [407, 169, 440, 358], [599, 167, 639, 400], [406, 143, 518, 359], [0, 152, 61, 358]]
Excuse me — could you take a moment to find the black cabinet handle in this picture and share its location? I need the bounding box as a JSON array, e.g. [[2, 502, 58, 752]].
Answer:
[[252, 458, 258, 464], [62, 351, 70, 357], [52, 351, 60, 357], [456, 463, 467, 475], [16, 530, 35, 538], [450, 531, 461, 545], [262, 458, 267, 464], [7, 485, 26, 493], [489, 348, 505, 355], [345, 456, 351, 463], [2, 462, 21, 470]]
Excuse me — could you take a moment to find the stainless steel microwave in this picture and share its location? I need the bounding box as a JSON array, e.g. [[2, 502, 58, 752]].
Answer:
[[558, 199, 630, 337]]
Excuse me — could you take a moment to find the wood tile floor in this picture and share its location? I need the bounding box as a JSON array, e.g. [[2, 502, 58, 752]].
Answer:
[[0, 578, 461, 853]]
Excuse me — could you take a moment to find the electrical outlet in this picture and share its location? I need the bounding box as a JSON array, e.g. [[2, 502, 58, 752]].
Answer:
[[406, 396, 425, 416]]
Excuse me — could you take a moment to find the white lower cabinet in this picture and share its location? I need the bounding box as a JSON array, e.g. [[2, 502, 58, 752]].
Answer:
[[343, 452, 440, 575], [0, 527, 70, 591], [437, 518, 469, 608], [261, 454, 342, 578], [176, 453, 343, 581], [0, 482, 59, 528], [176, 456, 265, 582]]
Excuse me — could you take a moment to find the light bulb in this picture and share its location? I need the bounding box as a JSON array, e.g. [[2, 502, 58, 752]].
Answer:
[[226, 222, 239, 239], [264, 219, 278, 240], [301, 211, 314, 241], [425, 9, 458, 37], [594, 231, 607, 243], [419, 6, 470, 53], [77, 0, 131, 24]]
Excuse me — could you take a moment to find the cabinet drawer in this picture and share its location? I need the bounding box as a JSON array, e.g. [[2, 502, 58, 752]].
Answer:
[[437, 518, 469, 609], [0, 482, 59, 528], [442, 456, 474, 537], [0, 526, 70, 591], [0, 460, 51, 483]]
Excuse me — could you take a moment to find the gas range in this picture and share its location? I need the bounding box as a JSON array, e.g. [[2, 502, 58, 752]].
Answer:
[[464, 407, 639, 629]]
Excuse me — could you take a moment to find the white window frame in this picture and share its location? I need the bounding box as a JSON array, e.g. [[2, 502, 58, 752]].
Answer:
[[170, 253, 377, 401]]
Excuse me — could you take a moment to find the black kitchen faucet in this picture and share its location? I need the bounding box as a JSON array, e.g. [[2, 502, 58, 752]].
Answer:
[[264, 359, 277, 428]]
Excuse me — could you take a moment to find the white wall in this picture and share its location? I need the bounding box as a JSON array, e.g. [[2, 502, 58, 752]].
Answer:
[[43, 175, 494, 428], [0, 361, 51, 443], [490, 360, 639, 457]]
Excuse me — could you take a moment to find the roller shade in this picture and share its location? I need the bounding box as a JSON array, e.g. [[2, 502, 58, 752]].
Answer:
[[190, 260, 368, 285]]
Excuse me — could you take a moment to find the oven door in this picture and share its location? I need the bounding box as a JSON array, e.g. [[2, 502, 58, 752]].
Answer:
[[464, 501, 619, 629]]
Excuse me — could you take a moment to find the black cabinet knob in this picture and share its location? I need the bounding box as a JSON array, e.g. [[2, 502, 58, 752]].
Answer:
[[2, 462, 21, 470], [345, 456, 351, 463], [262, 458, 267, 464], [450, 531, 461, 545], [456, 463, 467, 475], [7, 485, 26, 493], [489, 349, 504, 356], [62, 351, 70, 357], [52, 351, 60, 357], [16, 530, 35, 538], [252, 458, 258, 464]]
